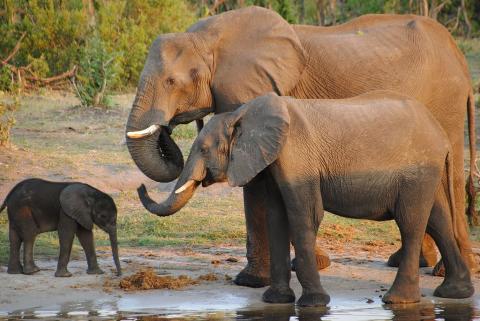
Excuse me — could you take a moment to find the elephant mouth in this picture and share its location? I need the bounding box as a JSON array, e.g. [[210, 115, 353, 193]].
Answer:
[[202, 169, 215, 187], [156, 127, 178, 158]]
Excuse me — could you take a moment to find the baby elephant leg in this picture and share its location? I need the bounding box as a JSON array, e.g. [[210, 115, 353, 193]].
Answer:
[[76, 227, 103, 274], [7, 226, 23, 274], [55, 213, 77, 277], [22, 234, 40, 274], [427, 199, 474, 299]]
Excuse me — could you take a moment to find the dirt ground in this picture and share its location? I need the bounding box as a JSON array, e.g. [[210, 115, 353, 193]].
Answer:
[[1, 245, 480, 317], [1, 91, 480, 318]]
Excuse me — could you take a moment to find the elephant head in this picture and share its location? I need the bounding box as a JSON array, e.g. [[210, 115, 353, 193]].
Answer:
[[126, 6, 305, 183], [59, 184, 122, 276], [137, 93, 290, 216]]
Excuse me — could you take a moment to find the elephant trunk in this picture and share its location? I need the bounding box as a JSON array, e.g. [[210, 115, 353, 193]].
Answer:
[[109, 229, 122, 276], [137, 154, 205, 216], [126, 88, 184, 182]]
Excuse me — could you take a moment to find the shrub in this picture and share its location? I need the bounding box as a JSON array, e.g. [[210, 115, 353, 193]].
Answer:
[[0, 95, 18, 147], [72, 33, 116, 107]]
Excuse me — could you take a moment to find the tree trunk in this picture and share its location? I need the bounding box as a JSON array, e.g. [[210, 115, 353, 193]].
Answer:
[[317, 0, 325, 26], [330, 0, 336, 25], [461, 0, 472, 38], [299, 0, 305, 24]]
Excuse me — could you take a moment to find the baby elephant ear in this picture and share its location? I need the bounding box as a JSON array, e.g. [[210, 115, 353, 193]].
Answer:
[[227, 93, 290, 187], [60, 184, 94, 230]]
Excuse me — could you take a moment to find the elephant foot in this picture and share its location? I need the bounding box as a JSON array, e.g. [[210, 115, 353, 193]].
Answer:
[[297, 291, 330, 307], [7, 265, 23, 274], [432, 260, 445, 277], [262, 286, 295, 304], [23, 264, 40, 275], [233, 263, 270, 288], [55, 269, 72, 277], [382, 286, 420, 304], [387, 248, 402, 267], [87, 267, 104, 275], [234, 267, 270, 288], [434, 278, 474, 299]]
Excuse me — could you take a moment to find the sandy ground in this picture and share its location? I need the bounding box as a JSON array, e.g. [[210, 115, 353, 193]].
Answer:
[[1, 245, 480, 319]]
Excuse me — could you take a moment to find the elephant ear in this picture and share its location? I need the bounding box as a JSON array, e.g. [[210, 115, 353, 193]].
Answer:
[[190, 6, 306, 110], [227, 93, 290, 187], [60, 184, 94, 230]]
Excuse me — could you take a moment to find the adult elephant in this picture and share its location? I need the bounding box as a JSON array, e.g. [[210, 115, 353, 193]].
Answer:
[[125, 6, 477, 287]]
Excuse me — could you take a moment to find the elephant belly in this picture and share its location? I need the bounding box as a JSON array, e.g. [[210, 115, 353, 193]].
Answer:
[[320, 173, 396, 221]]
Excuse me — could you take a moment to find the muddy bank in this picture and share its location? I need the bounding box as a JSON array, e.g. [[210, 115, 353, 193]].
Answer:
[[1, 246, 479, 319]]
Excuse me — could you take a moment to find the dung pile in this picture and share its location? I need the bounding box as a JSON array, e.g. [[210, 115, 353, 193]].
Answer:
[[119, 269, 220, 291], [119, 269, 198, 291]]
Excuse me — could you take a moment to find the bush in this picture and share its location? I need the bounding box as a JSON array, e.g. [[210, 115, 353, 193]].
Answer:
[[72, 33, 116, 107], [0, 95, 18, 147]]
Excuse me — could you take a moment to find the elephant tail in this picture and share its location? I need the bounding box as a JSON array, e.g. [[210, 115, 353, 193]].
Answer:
[[446, 151, 458, 238], [466, 90, 478, 224]]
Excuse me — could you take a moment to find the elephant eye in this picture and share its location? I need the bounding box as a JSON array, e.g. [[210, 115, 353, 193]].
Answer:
[[200, 145, 208, 154], [166, 77, 175, 86]]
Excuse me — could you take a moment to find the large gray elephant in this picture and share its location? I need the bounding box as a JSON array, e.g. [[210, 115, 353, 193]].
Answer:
[[125, 6, 477, 287], [136, 92, 474, 306]]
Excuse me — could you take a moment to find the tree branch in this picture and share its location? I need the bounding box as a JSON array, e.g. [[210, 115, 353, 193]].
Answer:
[[1, 32, 26, 65]]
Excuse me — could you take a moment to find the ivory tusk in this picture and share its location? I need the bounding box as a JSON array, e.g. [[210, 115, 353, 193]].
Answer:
[[175, 180, 195, 194], [126, 124, 161, 139]]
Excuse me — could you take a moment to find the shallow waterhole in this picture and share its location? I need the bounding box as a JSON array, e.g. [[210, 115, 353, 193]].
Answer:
[[1, 299, 478, 321]]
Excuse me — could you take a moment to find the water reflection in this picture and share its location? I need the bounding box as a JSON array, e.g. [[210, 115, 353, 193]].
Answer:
[[0, 302, 478, 321]]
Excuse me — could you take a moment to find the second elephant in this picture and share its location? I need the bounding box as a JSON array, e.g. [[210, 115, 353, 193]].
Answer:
[[137, 91, 473, 306]]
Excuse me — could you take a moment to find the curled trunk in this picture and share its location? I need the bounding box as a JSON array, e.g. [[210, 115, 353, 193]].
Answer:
[[126, 105, 184, 182], [137, 180, 200, 216]]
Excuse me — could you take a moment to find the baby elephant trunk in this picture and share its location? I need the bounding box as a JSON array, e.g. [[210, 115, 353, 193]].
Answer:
[[108, 229, 121, 276]]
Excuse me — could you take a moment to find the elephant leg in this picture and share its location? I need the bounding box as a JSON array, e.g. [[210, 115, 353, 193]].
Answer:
[[22, 234, 40, 274], [262, 176, 295, 304], [55, 212, 77, 277], [7, 225, 23, 274], [287, 205, 330, 306], [387, 234, 437, 268], [234, 173, 271, 288], [383, 185, 433, 304], [427, 198, 474, 299], [76, 227, 103, 275]]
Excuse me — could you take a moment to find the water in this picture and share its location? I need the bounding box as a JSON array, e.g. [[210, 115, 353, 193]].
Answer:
[[1, 299, 479, 321]]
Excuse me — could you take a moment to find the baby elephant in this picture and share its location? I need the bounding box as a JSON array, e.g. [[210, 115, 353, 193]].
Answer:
[[0, 178, 121, 277], [137, 91, 474, 306]]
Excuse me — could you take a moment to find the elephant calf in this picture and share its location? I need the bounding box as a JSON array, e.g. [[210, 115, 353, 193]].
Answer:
[[137, 91, 473, 306], [0, 178, 121, 277]]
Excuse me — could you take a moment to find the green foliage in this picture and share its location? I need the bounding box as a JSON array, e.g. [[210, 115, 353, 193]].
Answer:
[[73, 33, 116, 107], [97, 0, 196, 87], [0, 0, 196, 92], [0, 95, 18, 146]]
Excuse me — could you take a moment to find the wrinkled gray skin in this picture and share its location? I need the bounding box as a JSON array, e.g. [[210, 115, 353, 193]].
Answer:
[[137, 92, 474, 306], [0, 178, 121, 277], [125, 6, 476, 287]]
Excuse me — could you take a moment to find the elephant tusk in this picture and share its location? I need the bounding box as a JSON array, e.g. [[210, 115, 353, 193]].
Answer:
[[127, 124, 161, 139], [175, 180, 195, 194]]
